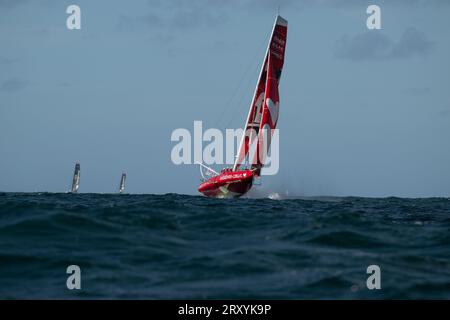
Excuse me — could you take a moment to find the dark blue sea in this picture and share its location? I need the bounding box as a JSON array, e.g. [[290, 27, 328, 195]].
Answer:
[[0, 192, 449, 299]]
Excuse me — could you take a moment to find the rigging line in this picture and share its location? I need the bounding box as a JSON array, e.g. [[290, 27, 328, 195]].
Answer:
[[224, 25, 273, 131], [224, 53, 261, 131], [213, 30, 270, 130], [212, 46, 262, 129]]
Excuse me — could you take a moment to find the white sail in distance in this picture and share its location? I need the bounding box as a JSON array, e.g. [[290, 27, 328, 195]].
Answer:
[[119, 173, 126, 194], [71, 162, 80, 193]]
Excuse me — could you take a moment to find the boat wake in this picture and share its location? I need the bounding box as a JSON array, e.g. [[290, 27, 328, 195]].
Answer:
[[268, 192, 282, 200], [243, 186, 288, 200]]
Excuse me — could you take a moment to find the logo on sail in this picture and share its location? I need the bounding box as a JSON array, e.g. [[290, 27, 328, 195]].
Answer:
[[266, 98, 279, 126]]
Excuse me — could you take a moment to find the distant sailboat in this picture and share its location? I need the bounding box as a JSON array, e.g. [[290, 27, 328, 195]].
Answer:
[[198, 15, 288, 198], [71, 162, 80, 193], [119, 172, 126, 194]]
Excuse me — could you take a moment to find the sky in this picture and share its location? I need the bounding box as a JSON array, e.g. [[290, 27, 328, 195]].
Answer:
[[0, 0, 449, 197]]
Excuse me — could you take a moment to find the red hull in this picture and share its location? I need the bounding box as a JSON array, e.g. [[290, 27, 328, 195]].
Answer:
[[198, 170, 254, 198]]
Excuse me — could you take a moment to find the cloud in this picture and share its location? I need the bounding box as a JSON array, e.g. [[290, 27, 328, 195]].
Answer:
[[334, 32, 391, 61], [402, 87, 431, 96], [150, 34, 176, 45], [117, 9, 226, 33], [0, 57, 19, 65], [389, 27, 434, 59], [245, 0, 299, 10], [119, 0, 448, 32], [171, 8, 227, 29], [318, 0, 450, 7], [119, 0, 299, 32], [0, 78, 27, 92], [117, 0, 231, 32], [334, 28, 434, 61], [117, 13, 164, 31], [0, 0, 27, 9], [438, 109, 450, 117]]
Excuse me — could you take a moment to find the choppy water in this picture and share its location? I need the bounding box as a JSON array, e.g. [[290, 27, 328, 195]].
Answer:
[[0, 192, 449, 299]]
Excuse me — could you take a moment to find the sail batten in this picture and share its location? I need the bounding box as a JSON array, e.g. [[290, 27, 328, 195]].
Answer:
[[233, 15, 288, 173]]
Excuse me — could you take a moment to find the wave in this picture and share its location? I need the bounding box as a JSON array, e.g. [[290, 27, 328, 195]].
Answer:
[[0, 192, 449, 298]]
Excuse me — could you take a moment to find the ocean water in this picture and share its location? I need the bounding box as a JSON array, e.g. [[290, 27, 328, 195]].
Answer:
[[0, 192, 449, 299]]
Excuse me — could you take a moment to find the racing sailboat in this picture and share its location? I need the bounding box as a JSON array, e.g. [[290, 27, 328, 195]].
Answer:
[[119, 172, 126, 194], [71, 162, 80, 193], [198, 15, 288, 198]]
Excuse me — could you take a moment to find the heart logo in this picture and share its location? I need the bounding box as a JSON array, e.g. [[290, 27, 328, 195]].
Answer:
[[266, 98, 279, 126]]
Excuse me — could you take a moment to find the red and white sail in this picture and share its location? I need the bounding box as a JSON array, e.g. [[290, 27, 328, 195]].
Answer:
[[233, 15, 288, 175]]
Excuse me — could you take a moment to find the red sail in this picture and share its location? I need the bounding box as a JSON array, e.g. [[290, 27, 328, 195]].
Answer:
[[233, 15, 288, 172], [251, 52, 278, 175]]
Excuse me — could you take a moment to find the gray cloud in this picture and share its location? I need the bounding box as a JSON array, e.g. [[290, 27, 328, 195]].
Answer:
[[0, 0, 27, 9], [150, 34, 176, 45], [117, 7, 227, 32], [0, 57, 19, 65], [120, 0, 298, 32], [0, 78, 27, 92], [120, 0, 448, 32], [117, 0, 230, 31], [334, 28, 434, 61], [334, 32, 391, 61], [117, 13, 164, 31], [318, 0, 450, 7], [389, 28, 434, 59], [438, 109, 450, 117], [245, 0, 299, 10], [403, 87, 431, 96], [171, 8, 227, 29]]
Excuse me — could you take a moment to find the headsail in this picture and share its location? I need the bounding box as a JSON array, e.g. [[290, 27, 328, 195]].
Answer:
[[71, 162, 80, 193], [233, 15, 287, 174], [119, 172, 126, 194]]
